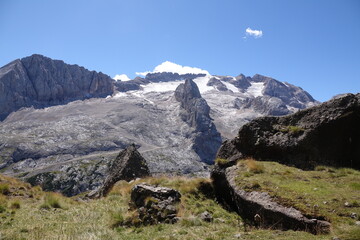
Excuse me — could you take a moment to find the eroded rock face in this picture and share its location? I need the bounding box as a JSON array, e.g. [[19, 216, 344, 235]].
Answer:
[[218, 93, 360, 170], [90, 144, 150, 198], [175, 79, 222, 164], [130, 184, 181, 225], [0, 54, 114, 121], [211, 163, 331, 234]]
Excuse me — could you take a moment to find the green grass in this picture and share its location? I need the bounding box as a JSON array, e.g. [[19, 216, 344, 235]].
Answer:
[[279, 125, 304, 134], [235, 160, 360, 240], [0, 172, 357, 240]]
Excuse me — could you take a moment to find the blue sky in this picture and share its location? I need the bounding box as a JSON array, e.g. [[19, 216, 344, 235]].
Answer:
[[0, 0, 359, 101]]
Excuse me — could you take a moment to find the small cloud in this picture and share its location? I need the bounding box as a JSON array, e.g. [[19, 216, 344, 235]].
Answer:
[[136, 61, 210, 76], [245, 27, 263, 38], [113, 74, 131, 81]]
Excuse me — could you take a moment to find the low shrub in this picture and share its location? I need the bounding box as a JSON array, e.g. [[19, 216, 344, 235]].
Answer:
[[245, 159, 264, 174], [0, 183, 10, 195]]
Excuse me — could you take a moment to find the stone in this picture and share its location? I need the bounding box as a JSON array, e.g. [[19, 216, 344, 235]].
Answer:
[[88, 144, 150, 198], [199, 211, 213, 222], [350, 212, 357, 219], [130, 184, 181, 225]]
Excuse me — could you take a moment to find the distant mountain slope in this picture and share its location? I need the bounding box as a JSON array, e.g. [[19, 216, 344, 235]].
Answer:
[[0, 55, 320, 196], [0, 54, 114, 120]]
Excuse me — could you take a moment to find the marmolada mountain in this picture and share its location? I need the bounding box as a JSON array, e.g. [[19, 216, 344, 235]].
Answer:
[[1, 54, 359, 239], [0, 54, 318, 196]]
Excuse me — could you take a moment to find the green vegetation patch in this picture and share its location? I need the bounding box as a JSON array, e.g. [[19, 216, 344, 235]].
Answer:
[[235, 160, 360, 239]]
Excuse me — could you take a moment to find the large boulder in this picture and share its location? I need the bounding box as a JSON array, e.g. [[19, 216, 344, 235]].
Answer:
[[217, 93, 360, 170], [130, 184, 181, 225], [89, 144, 150, 198]]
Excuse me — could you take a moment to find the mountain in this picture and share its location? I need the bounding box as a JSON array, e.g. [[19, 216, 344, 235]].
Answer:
[[0, 55, 319, 196], [0, 54, 114, 121]]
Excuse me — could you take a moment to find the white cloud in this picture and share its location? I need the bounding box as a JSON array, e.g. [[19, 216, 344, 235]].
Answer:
[[245, 27, 263, 38], [113, 74, 131, 81], [136, 61, 210, 76]]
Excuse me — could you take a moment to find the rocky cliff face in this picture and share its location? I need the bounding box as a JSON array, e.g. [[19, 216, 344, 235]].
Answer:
[[0, 54, 114, 120], [217, 93, 360, 170], [175, 79, 222, 164]]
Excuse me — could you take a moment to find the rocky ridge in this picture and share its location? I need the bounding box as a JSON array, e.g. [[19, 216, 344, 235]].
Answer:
[[0, 54, 114, 121], [217, 93, 360, 170], [174, 79, 222, 164]]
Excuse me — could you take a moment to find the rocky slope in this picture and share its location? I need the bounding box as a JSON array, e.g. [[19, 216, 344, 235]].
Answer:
[[217, 93, 360, 170], [0, 55, 320, 196], [0, 54, 114, 121]]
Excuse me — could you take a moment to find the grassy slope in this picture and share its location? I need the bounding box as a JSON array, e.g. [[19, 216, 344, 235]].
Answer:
[[0, 169, 358, 240], [235, 160, 360, 240]]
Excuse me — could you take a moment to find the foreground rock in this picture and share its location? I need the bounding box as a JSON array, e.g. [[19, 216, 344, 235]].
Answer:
[[211, 162, 331, 234], [217, 93, 360, 170], [88, 144, 150, 198], [130, 184, 181, 225]]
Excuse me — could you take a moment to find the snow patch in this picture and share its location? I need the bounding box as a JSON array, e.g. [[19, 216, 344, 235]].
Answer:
[[247, 82, 264, 97], [136, 61, 210, 76], [193, 76, 215, 94], [141, 81, 183, 93], [221, 81, 239, 93]]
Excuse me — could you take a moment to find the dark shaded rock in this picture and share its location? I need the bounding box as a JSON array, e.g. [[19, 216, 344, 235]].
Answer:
[[89, 144, 150, 198], [207, 77, 228, 91], [251, 74, 317, 109], [130, 184, 181, 225], [114, 81, 142, 92], [174, 79, 222, 164], [145, 72, 205, 83], [233, 74, 252, 90], [211, 164, 331, 234], [218, 93, 360, 170], [0, 54, 114, 121], [234, 96, 291, 116]]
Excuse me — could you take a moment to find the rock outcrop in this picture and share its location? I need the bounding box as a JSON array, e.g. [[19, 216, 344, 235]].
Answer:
[[218, 93, 360, 170], [211, 162, 331, 234], [175, 79, 222, 164], [0, 54, 114, 121], [130, 184, 181, 225], [89, 144, 150, 198]]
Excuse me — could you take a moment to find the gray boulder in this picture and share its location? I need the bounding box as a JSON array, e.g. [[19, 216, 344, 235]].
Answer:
[[130, 184, 181, 225], [89, 144, 150, 198]]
